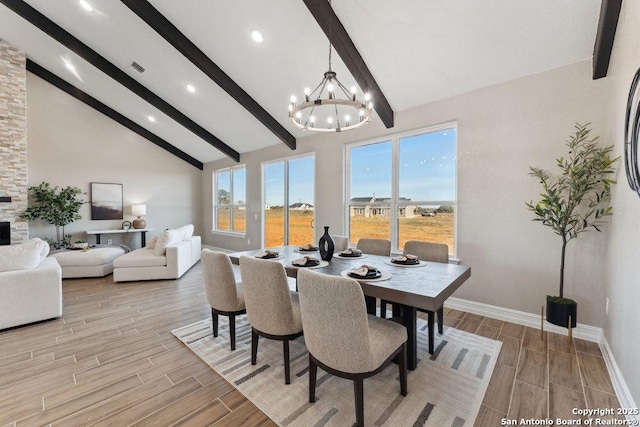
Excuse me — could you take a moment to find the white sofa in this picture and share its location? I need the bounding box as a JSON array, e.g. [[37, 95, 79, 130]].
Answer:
[[0, 239, 63, 330], [112, 225, 201, 283]]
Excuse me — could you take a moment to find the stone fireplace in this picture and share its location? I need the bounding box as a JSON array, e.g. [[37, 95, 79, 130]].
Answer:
[[0, 38, 28, 244]]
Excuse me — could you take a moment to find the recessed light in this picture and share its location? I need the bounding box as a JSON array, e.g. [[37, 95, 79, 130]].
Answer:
[[186, 84, 196, 93], [79, 0, 94, 12], [147, 116, 156, 122], [251, 30, 264, 43]]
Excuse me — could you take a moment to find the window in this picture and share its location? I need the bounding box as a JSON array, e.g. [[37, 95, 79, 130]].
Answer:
[[213, 166, 246, 233], [347, 124, 457, 255], [263, 154, 315, 247]]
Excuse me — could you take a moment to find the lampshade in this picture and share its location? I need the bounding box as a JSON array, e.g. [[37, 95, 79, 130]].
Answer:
[[132, 204, 146, 216]]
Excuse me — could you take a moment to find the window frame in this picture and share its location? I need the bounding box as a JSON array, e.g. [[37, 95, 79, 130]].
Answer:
[[212, 164, 247, 236], [345, 122, 458, 256], [261, 152, 316, 247]]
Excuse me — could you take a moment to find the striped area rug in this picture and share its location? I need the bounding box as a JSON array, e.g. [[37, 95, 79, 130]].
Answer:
[[172, 315, 501, 426]]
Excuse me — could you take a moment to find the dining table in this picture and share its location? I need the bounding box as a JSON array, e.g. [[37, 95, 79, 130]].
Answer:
[[227, 245, 471, 371]]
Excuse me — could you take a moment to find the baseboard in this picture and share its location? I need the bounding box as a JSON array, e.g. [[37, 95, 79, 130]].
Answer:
[[599, 335, 640, 423], [443, 297, 601, 342]]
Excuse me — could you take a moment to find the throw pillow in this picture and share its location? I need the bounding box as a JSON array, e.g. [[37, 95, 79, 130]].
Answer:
[[0, 239, 47, 272], [146, 235, 158, 250], [153, 229, 182, 256]]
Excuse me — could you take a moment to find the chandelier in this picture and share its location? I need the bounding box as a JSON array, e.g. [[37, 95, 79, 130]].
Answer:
[[288, 2, 373, 132]]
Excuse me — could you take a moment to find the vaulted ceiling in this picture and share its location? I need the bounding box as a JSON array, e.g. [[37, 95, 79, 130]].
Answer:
[[0, 1, 608, 169]]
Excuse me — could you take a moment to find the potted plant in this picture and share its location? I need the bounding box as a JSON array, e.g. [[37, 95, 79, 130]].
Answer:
[[19, 181, 85, 249], [73, 239, 88, 249], [526, 123, 619, 327]]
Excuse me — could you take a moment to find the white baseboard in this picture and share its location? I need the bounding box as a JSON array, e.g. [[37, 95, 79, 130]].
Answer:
[[599, 335, 639, 423], [443, 297, 601, 342]]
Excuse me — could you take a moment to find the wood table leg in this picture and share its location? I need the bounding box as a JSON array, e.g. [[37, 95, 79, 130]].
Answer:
[[437, 307, 444, 334], [428, 311, 435, 354], [364, 296, 376, 315], [400, 305, 417, 370]]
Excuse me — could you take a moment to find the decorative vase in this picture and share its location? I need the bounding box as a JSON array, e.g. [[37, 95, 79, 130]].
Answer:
[[318, 226, 334, 261], [132, 216, 146, 229]]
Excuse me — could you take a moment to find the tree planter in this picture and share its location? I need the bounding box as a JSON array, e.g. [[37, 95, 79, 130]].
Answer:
[[546, 296, 577, 328]]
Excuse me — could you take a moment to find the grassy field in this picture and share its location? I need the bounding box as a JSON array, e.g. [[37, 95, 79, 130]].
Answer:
[[262, 210, 454, 253], [218, 208, 454, 253]]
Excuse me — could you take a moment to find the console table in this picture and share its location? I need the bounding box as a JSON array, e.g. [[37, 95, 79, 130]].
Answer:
[[86, 228, 154, 247]]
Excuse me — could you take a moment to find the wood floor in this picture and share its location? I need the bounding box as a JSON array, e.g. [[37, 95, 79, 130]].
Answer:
[[0, 263, 622, 427]]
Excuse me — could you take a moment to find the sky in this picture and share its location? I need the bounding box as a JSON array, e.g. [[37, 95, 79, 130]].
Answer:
[[263, 128, 456, 206]]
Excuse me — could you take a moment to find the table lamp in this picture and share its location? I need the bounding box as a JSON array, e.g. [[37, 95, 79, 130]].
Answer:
[[132, 204, 147, 229]]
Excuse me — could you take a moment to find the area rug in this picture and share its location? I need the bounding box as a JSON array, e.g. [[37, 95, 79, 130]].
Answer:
[[172, 315, 501, 426]]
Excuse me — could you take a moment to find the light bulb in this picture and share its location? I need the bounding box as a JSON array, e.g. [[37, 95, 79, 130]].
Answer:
[[364, 93, 371, 101], [310, 116, 315, 123], [290, 95, 297, 103], [327, 117, 333, 124], [345, 115, 351, 125], [288, 104, 293, 112], [359, 109, 365, 116], [327, 83, 334, 92], [368, 102, 373, 109], [295, 111, 302, 118], [304, 87, 311, 96], [79, 0, 93, 12], [350, 86, 357, 94]]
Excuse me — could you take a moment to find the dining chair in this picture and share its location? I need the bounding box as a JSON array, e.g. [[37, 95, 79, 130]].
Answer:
[[297, 269, 408, 427], [381, 241, 449, 342], [356, 238, 391, 256], [332, 235, 349, 252], [201, 249, 246, 351], [239, 255, 304, 384]]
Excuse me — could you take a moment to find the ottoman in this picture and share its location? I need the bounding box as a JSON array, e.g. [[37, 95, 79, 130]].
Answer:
[[50, 247, 125, 278]]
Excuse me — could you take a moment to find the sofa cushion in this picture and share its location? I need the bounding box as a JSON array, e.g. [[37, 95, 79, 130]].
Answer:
[[146, 235, 158, 249], [50, 247, 125, 267], [175, 224, 194, 240], [114, 248, 168, 268], [0, 239, 48, 272]]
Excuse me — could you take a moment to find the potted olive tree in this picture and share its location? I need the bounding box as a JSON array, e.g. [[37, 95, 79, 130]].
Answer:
[[526, 123, 619, 327], [20, 181, 85, 249]]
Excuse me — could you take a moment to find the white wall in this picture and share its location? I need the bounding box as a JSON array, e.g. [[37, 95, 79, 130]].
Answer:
[[602, 0, 640, 405], [205, 59, 608, 327], [26, 72, 203, 248]]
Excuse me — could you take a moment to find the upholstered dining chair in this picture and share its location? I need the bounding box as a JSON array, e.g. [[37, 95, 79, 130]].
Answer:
[[332, 235, 349, 252], [239, 255, 304, 384], [201, 249, 246, 351], [297, 269, 408, 427], [381, 240, 449, 334], [356, 237, 391, 256]]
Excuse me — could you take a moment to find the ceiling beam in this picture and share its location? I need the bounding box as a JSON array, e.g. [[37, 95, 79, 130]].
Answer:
[[0, 0, 239, 162], [593, 0, 623, 80], [27, 60, 203, 170], [303, 0, 394, 129], [121, 0, 297, 151]]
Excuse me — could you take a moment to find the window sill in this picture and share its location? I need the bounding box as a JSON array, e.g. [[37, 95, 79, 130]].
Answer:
[[211, 230, 246, 238]]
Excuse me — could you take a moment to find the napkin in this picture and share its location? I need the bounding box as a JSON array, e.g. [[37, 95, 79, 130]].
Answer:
[[350, 264, 378, 277], [293, 256, 319, 266], [340, 248, 362, 256], [392, 254, 418, 262], [299, 244, 318, 251], [255, 250, 278, 259]]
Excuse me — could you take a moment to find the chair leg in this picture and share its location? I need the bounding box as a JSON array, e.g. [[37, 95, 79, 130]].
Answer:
[[211, 309, 218, 338], [283, 339, 291, 384], [399, 343, 408, 396], [380, 300, 388, 318], [437, 307, 444, 334], [251, 329, 258, 365], [308, 354, 317, 403], [229, 314, 236, 351], [354, 378, 364, 427]]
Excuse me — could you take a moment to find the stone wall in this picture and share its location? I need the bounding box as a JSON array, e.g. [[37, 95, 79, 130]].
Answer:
[[0, 38, 28, 243]]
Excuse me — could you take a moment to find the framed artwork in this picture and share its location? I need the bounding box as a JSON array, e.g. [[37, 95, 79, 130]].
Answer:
[[91, 182, 123, 220]]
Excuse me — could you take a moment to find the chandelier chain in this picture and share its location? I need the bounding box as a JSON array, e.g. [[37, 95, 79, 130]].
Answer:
[[328, 0, 333, 72]]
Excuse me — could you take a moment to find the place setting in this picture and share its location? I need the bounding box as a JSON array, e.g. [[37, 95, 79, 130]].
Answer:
[[383, 254, 427, 268], [341, 264, 392, 281], [333, 248, 368, 259], [287, 255, 328, 269], [293, 244, 319, 253], [252, 249, 284, 260]]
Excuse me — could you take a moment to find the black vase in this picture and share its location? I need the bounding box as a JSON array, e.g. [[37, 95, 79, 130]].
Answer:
[[318, 226, 334, 261]]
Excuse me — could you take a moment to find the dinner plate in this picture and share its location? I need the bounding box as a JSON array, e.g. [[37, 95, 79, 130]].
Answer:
[[333, 253, 367, 259], [383, 259, 427, 268], [293, 248, 319, 253], [253, 252, 284, 260], [348, 270, 381, 279], [340, 270, 392, 281], [391, 259, 420, 265]]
